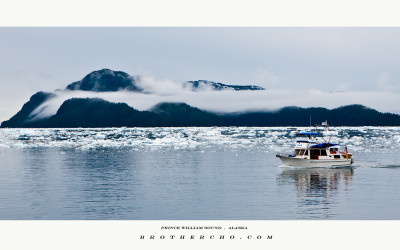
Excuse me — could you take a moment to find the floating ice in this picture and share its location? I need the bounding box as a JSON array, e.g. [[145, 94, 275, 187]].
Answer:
[[1, 127, 400, 154]]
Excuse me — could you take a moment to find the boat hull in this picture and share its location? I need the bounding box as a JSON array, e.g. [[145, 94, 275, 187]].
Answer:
[[276, 155, 353, 168]]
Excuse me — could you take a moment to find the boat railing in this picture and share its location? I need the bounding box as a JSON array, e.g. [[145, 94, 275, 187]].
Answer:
[[276, 153, 295, 158]]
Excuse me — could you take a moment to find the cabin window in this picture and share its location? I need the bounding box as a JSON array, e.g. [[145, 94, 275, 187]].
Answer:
[[315, 150, 321, 156], [330, 148, 338, 154], [310, 149, 320, 156], [310, 149, 320, 159], [321, 150, 327, 156], [295, 149, 309, 156]]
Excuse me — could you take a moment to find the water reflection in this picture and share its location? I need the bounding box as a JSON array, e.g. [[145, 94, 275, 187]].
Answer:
[[61, 148, 142, 219], [278, 167, 354, 219]]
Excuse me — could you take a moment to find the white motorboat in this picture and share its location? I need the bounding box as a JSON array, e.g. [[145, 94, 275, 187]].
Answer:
[[276, 123, 354, 168]]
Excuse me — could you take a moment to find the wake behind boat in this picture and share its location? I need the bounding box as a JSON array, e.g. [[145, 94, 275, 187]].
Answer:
[[276, 122, 354, 168]]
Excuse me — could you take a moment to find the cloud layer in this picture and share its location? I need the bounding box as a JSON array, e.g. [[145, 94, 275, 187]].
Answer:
[[28, 76, 400, 121]]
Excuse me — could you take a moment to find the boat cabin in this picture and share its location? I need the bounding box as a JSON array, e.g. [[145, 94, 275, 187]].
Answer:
[[276, 122, 354, 167], [293, 141, 347, 160]]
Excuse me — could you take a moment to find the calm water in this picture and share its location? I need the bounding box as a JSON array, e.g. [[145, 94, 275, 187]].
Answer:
[[0, 127, 399, 219]]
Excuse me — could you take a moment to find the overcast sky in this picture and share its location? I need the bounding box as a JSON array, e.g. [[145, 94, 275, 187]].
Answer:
[[1, 27, 400, 122]]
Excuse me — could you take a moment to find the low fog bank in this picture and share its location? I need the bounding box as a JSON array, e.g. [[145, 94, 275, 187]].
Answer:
[[29, 87, 400, 121]]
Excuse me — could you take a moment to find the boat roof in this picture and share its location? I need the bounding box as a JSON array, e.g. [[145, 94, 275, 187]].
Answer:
[[296, 132, 319, 136], [310, 143, 338, 148]]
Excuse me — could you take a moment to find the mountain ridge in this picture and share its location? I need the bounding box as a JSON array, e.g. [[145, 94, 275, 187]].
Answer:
[[2, 69, 400, 128], [2, 98, 400, 128], [66, 69, 143, 92], [65, 69, 264, 92], [185, 80, 265, 91]]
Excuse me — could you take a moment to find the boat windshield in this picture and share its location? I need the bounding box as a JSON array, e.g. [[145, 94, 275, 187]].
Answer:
[[330, 148, 338, 154], [295, 149, 309, 156]]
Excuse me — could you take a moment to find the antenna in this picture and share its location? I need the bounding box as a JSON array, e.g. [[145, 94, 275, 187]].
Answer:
[[314, 124, 326, 143], [314, 121, 330, 143]]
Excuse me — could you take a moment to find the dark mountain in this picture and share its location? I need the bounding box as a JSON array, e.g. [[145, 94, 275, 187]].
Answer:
[[151, 102, 223, 126], [65, 69, 265, 93], [3, 97, 400, 128], [224, 104, 400, 126], [3, 99, 222, 128], [185, 80, 265, 91], [36, 98, 162, 128], [66, 69, 143, 92], [330, 104, 386, 125], [2, 69, 400, 128], [1, 91, 55, 128], [1, 69, 265, 128]]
